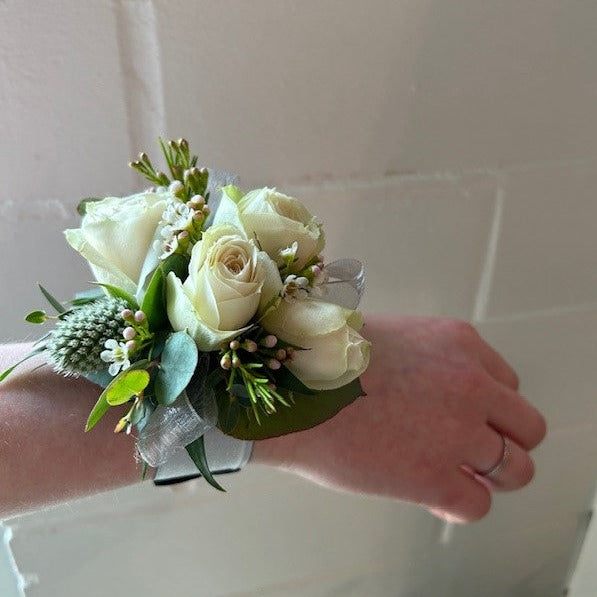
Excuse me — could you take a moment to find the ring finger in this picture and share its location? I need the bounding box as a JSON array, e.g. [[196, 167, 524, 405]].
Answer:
[[464, 426, 535, 491]]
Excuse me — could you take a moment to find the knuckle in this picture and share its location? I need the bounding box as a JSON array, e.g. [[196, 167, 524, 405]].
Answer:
[[452, 366, 485, 398], [446, 318, 477, 340]]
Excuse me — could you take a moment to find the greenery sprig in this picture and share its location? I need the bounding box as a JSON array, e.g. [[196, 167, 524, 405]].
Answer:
[[129, 138, 209, 203]]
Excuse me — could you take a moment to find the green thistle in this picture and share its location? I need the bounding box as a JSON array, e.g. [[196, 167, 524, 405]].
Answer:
[[46, 297, 128, 376]]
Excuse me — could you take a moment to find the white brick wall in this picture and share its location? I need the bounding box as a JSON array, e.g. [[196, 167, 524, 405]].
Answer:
[[1, 1, 597, 596]]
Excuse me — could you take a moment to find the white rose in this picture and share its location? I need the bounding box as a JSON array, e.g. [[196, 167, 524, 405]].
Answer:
[[262, 299, 370, 391], [167, 224, 282, 351], [213, 187, 324, 269], [65, 191, 169, 296]]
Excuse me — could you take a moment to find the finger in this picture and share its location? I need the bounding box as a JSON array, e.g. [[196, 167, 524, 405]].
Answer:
[[429, 469, 492, 523], [463, 427, 536, 491], [486, 382, 547, 450], [475, 336, 520, 390]]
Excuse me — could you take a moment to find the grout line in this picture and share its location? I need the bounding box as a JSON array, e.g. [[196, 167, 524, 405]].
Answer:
[[281, 155, 597, 194], [472, 184, 505, 322], [112, 0, 166, 162], [480, 301, 597, 325]]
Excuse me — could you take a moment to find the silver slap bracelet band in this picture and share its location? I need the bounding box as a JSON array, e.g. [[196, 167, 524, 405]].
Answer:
[[154, 429, 253, 485]]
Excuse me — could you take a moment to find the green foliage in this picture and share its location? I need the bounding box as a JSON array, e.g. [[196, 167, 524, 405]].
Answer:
[[274, 366, 316, 395], [38, 284, 66, 314], [154, 332, 198, 405], [221, 185, 244, 203], [129, 139, 208, 202], [185, 436, 226, 492], [141, 253, 188, 331], [106, 370, 150, 406], [25, 310, 47, 324], [217, 378, 365, 441], [71, 288, 105, 306], [94, 283, 138, 309], [85, 360, 150, 431], [77, 198, 102, 216]]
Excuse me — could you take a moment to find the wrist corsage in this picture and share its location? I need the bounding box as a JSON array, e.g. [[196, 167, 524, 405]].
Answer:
[[1, 139, 370, 490]]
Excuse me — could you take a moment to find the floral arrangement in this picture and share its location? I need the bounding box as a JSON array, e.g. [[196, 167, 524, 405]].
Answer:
[[1, 140, 370, 490]]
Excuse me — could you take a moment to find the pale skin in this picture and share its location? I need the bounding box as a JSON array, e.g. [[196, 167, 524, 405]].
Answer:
[[0, 315, 546, 522]]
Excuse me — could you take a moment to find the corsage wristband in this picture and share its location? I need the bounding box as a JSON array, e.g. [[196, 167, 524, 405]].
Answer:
[[1, 139, 371, 491]]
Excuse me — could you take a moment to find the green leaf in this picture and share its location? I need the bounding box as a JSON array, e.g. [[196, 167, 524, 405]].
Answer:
[[217, 378, 365, 441], [141, 460, 149, 481], [38, 284, 66, 313], [77, 197, 102, 216], [141, 253, 188, 331], [71, 288, 105, 306], [106, 369, 150, 405], [0, 345, 46, 383], [185, 436, 226, 492], [217, 395, 240, 434], [221, 184, 244, 203], [154, 332, 198, 405], [274, 366, 317, 395], [85, 361, 150, 431], [25, 310, 47, 324], [93, 283, 138, 309]]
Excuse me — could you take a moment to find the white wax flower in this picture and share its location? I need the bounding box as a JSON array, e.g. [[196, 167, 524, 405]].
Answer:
[[167, 224, 282, 351], [100, 339, 131, 377], [213, 187, 325, 269], [262, 299, 370, 391], [65, 192, 169, 295]]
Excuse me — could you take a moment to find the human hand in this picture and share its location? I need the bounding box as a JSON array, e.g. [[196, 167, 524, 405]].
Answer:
[[252, 315, 547, 523]]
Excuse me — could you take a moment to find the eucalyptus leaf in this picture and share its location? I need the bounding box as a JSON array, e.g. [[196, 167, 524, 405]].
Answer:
[[25, 310, 47, 324], [217, 378, 365, 441], [106, 369, 150, 406], [38, 284, 66, 313], [94, 283, 138, 308], [155, 331, 198, 405], [185, 436, 226, 492]]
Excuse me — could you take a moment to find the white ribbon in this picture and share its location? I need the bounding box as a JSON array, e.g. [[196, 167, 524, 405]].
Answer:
[[319, 258, 365, 309], [136, 356, 217, 467]]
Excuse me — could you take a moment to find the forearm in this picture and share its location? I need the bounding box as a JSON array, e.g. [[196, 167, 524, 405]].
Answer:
[[0, 343, 142, 519]]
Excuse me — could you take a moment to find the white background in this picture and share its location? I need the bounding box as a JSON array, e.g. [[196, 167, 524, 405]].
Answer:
[[1, 1, 597, 595]]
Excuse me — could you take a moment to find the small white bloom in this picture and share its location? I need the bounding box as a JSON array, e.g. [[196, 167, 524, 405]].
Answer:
[[157, 200, 198, 259], [100, 338, 132, 377], [279, 241, 299, 264], [281, 274, 310, 302]]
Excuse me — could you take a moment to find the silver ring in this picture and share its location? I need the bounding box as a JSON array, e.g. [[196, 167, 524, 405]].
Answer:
[[479, 435, 511, 478]]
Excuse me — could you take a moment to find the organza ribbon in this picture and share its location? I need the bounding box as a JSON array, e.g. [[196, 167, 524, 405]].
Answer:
[[319, 258, 365, 309], [136, 356, 217, 467]]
